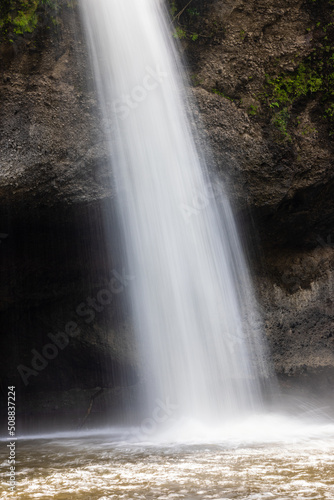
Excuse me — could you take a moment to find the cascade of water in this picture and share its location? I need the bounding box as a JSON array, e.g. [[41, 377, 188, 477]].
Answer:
[[80, 0, 271, 423]]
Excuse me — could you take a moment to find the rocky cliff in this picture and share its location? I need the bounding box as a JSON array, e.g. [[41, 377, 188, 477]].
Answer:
[[0, 0, 333, 428], [180, 0, 334, 395]]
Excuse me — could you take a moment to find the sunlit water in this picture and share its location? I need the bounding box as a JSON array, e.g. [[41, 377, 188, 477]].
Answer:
[[2, 415, 334, 499]]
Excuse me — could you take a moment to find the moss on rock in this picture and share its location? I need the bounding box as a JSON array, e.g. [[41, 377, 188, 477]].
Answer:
[[0, 0, 61, 43], [260, 0, 334, 138]]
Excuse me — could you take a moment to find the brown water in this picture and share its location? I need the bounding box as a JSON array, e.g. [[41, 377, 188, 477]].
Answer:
[[2, 415, 334, 500]]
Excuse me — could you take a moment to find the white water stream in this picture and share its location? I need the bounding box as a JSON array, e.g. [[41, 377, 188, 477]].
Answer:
[[80, 0, 270, 423]]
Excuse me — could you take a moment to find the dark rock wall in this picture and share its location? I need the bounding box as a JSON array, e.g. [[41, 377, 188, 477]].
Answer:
[[181, 0, 334, 391], [1, 0, 334, 425], [0, 5, 138, 426]]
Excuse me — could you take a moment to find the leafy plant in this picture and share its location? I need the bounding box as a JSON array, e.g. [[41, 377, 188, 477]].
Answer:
[[173, 27, 187, 39], [265, 63, 322, 108], [262, 56, 330, 137]]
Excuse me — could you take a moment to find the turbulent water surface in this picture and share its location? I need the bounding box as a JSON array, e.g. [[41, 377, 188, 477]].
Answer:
[[2, 414, 334, 499]]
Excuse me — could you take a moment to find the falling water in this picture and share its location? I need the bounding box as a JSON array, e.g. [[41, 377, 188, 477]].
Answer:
[[80, 0, 271, 423]]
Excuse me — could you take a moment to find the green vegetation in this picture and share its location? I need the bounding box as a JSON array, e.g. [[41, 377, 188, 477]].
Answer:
[[173, 26, 187, 40], [0, 0, 60, 42], [190, 74, 203, 87], [169, 0, 224, 44], [272, 108, 291, 141], [300, 124, 318, 135], [187, 7, 199, 17], [211, 88, 234, 101], [173, 26, 199, 42], [247, 104, 258, 116], [264, 63, 322, 108], [169, 0, 213, 43], [258, 0, 334, 138], [170, 1, 177, 17]]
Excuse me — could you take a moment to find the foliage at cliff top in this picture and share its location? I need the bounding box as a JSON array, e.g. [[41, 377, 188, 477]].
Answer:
[[0, 0, 60, 43]]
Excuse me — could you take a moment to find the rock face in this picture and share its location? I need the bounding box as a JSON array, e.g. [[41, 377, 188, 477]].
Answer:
[[0, 0, 334, 426], [181, 0, 334, 395], [0, 4, 138, 428]]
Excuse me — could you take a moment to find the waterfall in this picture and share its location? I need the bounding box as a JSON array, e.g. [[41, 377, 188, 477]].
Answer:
[[80, 0, 271, 424]]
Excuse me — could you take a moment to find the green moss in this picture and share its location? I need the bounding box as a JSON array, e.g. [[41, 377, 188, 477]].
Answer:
[[212, 88, 234, 101], [0, 0, 60, 42], [247, 104, 258, 116], [272, 108, 291, 141], [260, 0, 334, 138], [13, 1, 39, 35]]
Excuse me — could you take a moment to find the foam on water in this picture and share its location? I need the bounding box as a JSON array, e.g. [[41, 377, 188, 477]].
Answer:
[[6, 411, 334, 448], [2, 415, 334, 499]]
